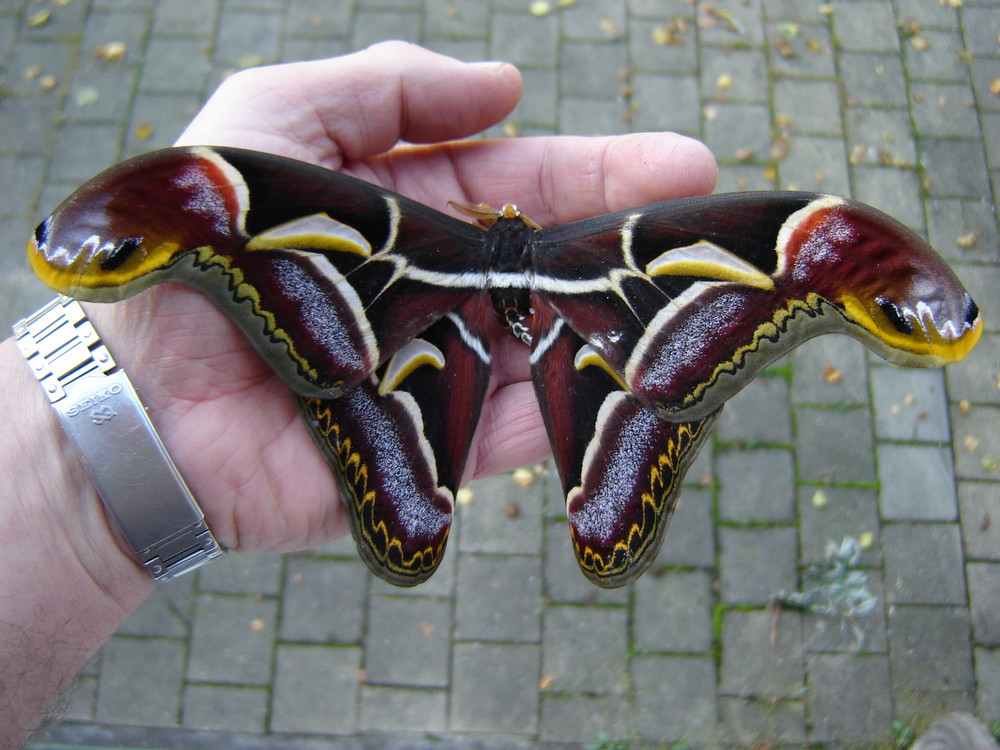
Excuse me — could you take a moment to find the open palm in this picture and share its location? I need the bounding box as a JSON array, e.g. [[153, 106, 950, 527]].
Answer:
[[84, 42, 717, 555]]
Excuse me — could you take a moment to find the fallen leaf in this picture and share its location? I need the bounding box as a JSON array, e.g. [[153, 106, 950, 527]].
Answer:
[[504, 501, 521, 519], [958, 399, 971, 416], [902, 393, 917, 406], [822, 363, 842, 384], [502, 121, 519, 137], [982, 456, 999, 472], [770, 134, 791, 160], [75, 87, 100, 107], [858, 531, 875, 549], [528, 0, 552, 16], [291, 571, 305, 585], [38, 75, 57, 91], [735, 147, 754, 162], [94, 41, 127, 62], [456, 487, 474, 506], [955, 230, 980, 248], [774, 36, 796, 58], [990, 78, 1000, 97], [811, 489, 828, 508], [512, 467, 535, 487], [23, 65, 42, 80], [910, 35, 930, 51], [26, 9, 51, 28], [250, 618, 265, 632], [557, 0, 577, 6], [599, 17, 619, 36], [716, 72, 733, 90], [418, 621, 435, 636], [134, 123, 155, 141], [539, 675, 554, 690], [963, 434, 981, 452]]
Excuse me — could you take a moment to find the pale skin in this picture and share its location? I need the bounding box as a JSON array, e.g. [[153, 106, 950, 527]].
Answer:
[[0, 41, 716, 747]]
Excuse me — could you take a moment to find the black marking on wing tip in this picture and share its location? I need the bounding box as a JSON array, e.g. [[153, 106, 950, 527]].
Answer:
[[876, 297, 913, 335], [99, 237, 144, 271]]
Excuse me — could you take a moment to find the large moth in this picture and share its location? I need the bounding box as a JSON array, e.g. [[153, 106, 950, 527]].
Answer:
[[28, 147, 982, 587]]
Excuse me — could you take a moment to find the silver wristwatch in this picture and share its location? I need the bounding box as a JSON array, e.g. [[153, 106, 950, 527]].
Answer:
[[13, 296, 223, 581]]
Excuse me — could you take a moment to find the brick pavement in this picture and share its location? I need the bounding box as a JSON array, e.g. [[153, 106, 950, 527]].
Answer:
[[1, 0, 998, 747]]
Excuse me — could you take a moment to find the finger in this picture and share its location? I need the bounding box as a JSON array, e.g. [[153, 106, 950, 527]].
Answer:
[[378, 132, 718, 225], [467, 381, 551, 482], [176, 42, 523, 167]]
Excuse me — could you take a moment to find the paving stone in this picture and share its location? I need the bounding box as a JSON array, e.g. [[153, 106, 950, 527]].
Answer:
[[832, 1, 899, 52], [271, 644, 361, 734], [715, 376, 793, 445], [364, 595, 451, 688], [703, 102, 773, 164], [877, 445, 958, 521], [280, 557, 368, 643], [633, 655, 718, 744], [903, 28, 971, 82], [455, 554, 542, 642], [0, 95, 59, 154], [699, 46, 769, 103], [629, 73, 700, 135], [95, 637, 185, 726], [358, 686, 447, 733], [971, 59, 1000, 114], [450, 643, 540, 734], [456, 472, 543, 555], [797, 485, 881, 568], [773, 79, 842, 136], [952, 404, 1000, 481], [139, 37, 213, 93], [627, 17, 698, 74], [779, 135, 850, 195], [541, 605, 629, 694], [649, 486, 716, 570], [187, 594, 278, 685], [124, 92, 206, 154], [958, 481, 1000, 561], [539, 693, 630, 745], [152, 0, 219, 36], [117, 576, 195, 638], [882, 523, 966, 604], [559, 41, 626, 100], [718, 447, 795, 523], [181, 685, 268, 732], [802, 569, 888, 654], [508, 67, 558, 128], [791, 335, 869, 406], [720, 526, 798, 605], [871, 367, 951, 442], [910, 82, 982, 139], [975, 647, 1000, 723], [967, 562, 1000, 646], [718, 697, 807, 746], [720, 609, 804, 698], [888, 605, 974, 692], [766, 23, 836, 78], [922, 138, 994, 200], [840, 52, 909, 107], [0, 154, 47, 220], [926, 198, 1000, 264], [47, 122, 123, 184], [198, 551, 283, 595], [633, 569, 714, 653], [423, 0, 489, 40], [806, 654, 893, 744], [701, 0, 765, 46], [490, 12, 558, 67], [214, 9, 284, 67], [795, 407, 876, 485], [845, 106, 918, 168], [559, 98, 627, 137]]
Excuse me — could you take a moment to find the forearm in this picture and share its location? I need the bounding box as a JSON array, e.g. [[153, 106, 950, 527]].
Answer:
[[0, 336, 153, 749]]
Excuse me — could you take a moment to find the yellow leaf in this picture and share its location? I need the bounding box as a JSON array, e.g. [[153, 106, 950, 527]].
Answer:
[[529, 0, 552, 16], [26, 9, 51, 28]]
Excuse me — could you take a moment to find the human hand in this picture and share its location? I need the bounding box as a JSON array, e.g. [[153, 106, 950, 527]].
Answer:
[[84, 41, 718, 555]]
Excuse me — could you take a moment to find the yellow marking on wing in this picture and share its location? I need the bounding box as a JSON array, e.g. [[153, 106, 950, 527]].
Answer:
[[245, 213, 372, 255], [574, 345, 629, 391], [28, 238, 183, 295], [378, 339, 446, 396], [646, 240, 775, 290]]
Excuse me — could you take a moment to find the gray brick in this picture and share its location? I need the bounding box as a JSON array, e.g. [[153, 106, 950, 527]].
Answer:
[[424, 0, 489, 40], [700, 0, 765, 46], [271, 644, 361, 734], [778, 135, 850, 195], [627, 18, 698, 74], [633, 655, 717, 744], [719, 697, 807, 746], [791, 335, 869, 406], [922, 138, 993, 200], [802, 569, 888, 654], [716, 376, 793, 445], [896, 0, 961, 27], [878, 445, 958, 521], [450, 643, 540, 733], [720, 609, 805, 698], [187, 595, 277, 685], [540, 693, 630, 744], [358, 686, 447, 733], [5, 40, 75, 96], [795, 407, 876, 484], [95, 638, 184, 726], [797, 486, 880, 567], [953, 404, 1000, 481], [0, 95, 59, 154], [491, 13, 557, 67], [633, 570, 714, 653], [124, 92, 205, 155], [562, 0, 626, 41], [704, 102, 773, 164], [883, 523, 966, 604], [48, 123, 123, 184], [139, 37, 213, 93], [543, 519, 630, 605], [927, 199, 1000, 263], [720, 526, 798, 605], [718, 448, 795, 523], [888, 605, 974, 692], [903, 28, 971, 82], [840, 52, 909, 108], [958, 481, 1000, 561], [198, 550, 283, 595], [976, 646, 1000, 722], [871, 367, 951, 442], [280, 557, 368, 643], [559, 41, 626, 100], [457, 472, 543, 555], [846, 107, 918, 168], [541, 606, 629, 694], [650, 487, 717, 569], [181, 685, 267, 732], [117, 577, 195, 638], [967, 562, 1000, 646], [773, 79, 842, 136], [806, 654, 894, 744], [455, 554, 542, 642], [766, 23, 836, 78], [699, 46, 769, 103], [152, 0, 219, 36], [364, 595, 451, 687], [832, 1, 899, 52], [911, 82, 982, 139], [0, 155, 46, 220], [214, 10, 283, 67], [559, 98, 627, 137], [508, 67, 558, 128]]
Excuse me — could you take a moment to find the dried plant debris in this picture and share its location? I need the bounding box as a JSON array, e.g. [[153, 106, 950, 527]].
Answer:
[[772, 536, 877, 648]]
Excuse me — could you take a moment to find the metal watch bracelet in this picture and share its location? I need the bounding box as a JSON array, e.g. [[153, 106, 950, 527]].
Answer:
[[12, 296, 223, 581]]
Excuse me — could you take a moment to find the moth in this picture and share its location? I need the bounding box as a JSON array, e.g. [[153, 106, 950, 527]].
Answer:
[[28, 147, 982, 587]]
